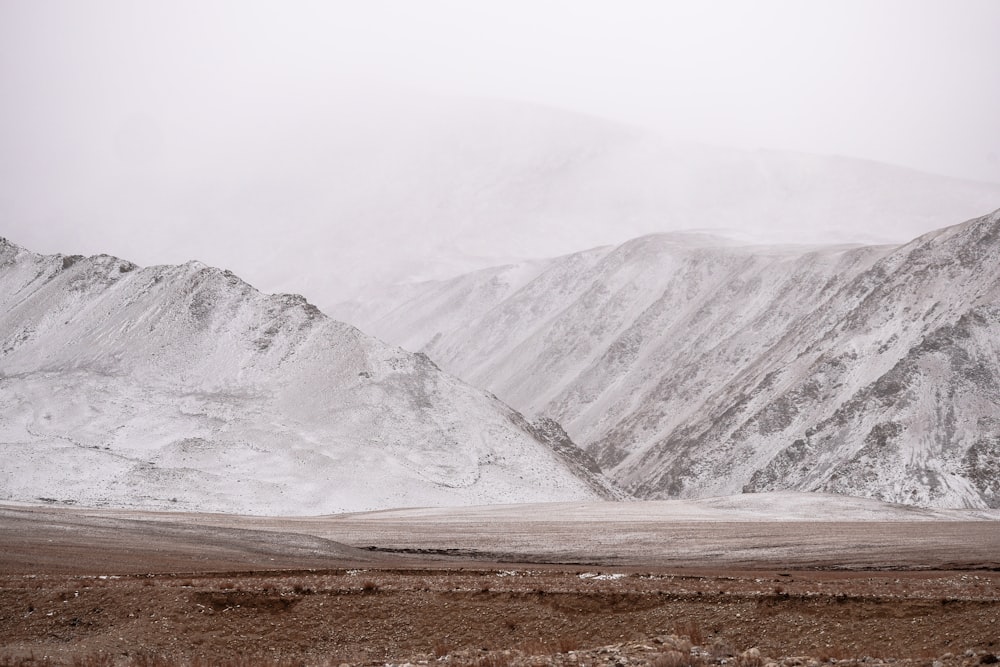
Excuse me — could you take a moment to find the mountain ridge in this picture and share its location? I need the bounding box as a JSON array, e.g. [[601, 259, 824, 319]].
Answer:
[[336, 209, 1000, 509], [0, 237, 616, 514]]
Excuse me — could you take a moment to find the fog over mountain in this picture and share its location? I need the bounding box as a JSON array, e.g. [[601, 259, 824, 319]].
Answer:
[[6, 95, 1000, 315], [5, 1, 1000, 517], [0, 238, 614, 514], [338, 209, 1000, 509], [5, 91, 1000, 512]]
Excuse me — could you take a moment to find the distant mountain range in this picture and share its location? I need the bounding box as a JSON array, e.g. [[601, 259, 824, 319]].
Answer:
[[0, 238, 615, 514], [5, 88, 1000, 514], [337, 209, 1000, 509]]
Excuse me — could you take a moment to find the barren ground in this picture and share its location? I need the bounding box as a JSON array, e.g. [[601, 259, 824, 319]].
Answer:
[[1, 504, 998, 666]]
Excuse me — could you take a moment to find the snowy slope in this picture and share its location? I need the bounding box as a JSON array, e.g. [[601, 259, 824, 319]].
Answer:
[[338, 210, 1000, 509], [0, 239, 615, 515]]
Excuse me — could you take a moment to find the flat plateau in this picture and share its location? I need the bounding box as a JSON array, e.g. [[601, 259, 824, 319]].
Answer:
[[1, 500, 998, 666]]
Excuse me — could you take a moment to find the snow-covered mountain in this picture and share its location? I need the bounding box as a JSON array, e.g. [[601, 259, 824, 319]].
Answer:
[[338, 209, 1000, 509], [0, 238, 616, 515]]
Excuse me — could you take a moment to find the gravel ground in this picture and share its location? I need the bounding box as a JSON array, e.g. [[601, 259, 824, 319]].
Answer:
[[1, 503, 998, 666], [1, 568, 998, 666]]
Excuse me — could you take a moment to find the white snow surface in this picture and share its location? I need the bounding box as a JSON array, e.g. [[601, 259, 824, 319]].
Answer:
[[0, 240, 607, 515], [337, 210, 1000, 509], [334, 492, 1000, 523]]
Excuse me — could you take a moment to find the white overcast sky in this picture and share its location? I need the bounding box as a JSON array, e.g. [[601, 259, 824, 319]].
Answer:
[[2, 0, 1000, 303], [4, 0, 998, 180]]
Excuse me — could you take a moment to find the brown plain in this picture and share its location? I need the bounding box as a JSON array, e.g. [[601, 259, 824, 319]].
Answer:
[[1, 504, 998, 666]]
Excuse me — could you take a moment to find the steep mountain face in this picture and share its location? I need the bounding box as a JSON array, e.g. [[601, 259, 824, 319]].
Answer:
[[340, 210, 1000, 508], [0, 239, 614, 515], [693, 212, 1000, 508]]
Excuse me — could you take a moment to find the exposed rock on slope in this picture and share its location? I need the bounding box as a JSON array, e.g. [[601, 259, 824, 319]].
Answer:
[[0, 238, 612, 514], [339, 210, 1000, 508], [725, 212, 1000, 508]]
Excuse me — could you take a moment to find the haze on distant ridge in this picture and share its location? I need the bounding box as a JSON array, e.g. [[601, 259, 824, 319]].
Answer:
[[2, 0, 999, 305]]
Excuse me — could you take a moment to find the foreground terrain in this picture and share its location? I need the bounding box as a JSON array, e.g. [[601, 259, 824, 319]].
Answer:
[[2, 566, 998, 666], [1, 499, 999, 666]]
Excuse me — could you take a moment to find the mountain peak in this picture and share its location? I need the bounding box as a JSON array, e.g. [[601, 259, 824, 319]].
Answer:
[[0, 241, 609, 514]]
